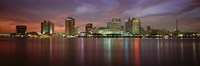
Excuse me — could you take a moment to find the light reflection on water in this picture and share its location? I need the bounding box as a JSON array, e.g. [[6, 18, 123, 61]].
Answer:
[[0, 38, 200, 66]]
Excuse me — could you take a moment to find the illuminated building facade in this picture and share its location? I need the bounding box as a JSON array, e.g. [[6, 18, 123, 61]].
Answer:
[[41, 20, 54, 34], [125, 18, 141, 34], [85, 23, 93, 33], [107, 18, 121, 30], [75, 26, 81, 34], [91, 27, 99, 34], [65, 17, 75, 35], [132, 18, 141, 34], [16, 25, 27, 35], [99, 29, 126, 36]]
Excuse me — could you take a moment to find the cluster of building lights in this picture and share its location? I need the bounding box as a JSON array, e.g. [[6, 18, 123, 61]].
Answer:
[[0, 17, 200, 38]]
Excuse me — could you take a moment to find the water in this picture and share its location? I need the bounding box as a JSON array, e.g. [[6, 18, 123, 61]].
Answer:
[[0, 38, 200, 66]]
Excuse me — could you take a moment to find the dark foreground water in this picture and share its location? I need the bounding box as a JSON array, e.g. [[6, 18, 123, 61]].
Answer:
[[0, 38, 200, 66]]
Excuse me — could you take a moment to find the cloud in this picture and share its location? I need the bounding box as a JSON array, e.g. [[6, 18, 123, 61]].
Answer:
[[75, 4, 97, 14], [0, 0, 200, 33], [122, 0, 200, 18]]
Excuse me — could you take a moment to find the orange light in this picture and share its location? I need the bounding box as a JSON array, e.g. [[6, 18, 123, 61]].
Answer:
[[134, 38, 140, 66]]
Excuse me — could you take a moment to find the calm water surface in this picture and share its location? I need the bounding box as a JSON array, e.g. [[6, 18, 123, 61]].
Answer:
[[0, 38, 200, 66]]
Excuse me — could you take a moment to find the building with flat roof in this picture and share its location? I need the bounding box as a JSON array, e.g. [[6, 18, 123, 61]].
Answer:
[[65, 17, 75, 35], [107, 18, 121, 30], [41, 20, 54, 35], [125, 18, 141, 34], [85, 23, 93, 33]]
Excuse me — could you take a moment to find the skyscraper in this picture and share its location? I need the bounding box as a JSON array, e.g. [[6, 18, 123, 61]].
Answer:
[[107, 18, 121, 30], [125, 18, 133, 33], [85, 23, 93, 33], [125, 18, 141, 34], [41, 20, 54, 34], [16, 25, 27, 35], [65, 17, 75, 35], [132, 18, 141, 34]]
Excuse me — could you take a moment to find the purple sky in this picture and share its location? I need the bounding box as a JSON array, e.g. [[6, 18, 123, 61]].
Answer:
[[0, 0, 200, 33]]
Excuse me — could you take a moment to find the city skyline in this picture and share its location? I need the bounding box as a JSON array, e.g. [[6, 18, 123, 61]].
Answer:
[[0, 0, 200, 33]]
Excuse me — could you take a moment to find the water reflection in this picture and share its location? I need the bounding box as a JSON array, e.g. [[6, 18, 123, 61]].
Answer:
[[0, 38, 199, 66], [134, 38, 140, 66], [192, 40, 197, 65]]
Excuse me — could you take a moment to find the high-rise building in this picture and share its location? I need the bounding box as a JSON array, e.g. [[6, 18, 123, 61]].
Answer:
[[85, 23, 93, 33], [107, 18, 121, 30], [125, 18, 141, 34], [125, 18, 133, 33], [132, 18, 141, 34], [75, 26, 81, 34], [16, 25, 27, 35], [41, 20, 54, 34], [65, 17, 75, 35]]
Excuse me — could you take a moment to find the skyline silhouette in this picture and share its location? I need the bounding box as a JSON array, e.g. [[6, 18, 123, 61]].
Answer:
[[0, 0, 200, 33]]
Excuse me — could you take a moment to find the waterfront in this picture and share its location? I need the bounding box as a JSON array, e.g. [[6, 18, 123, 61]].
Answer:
[[0, 38, 200, 66]]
